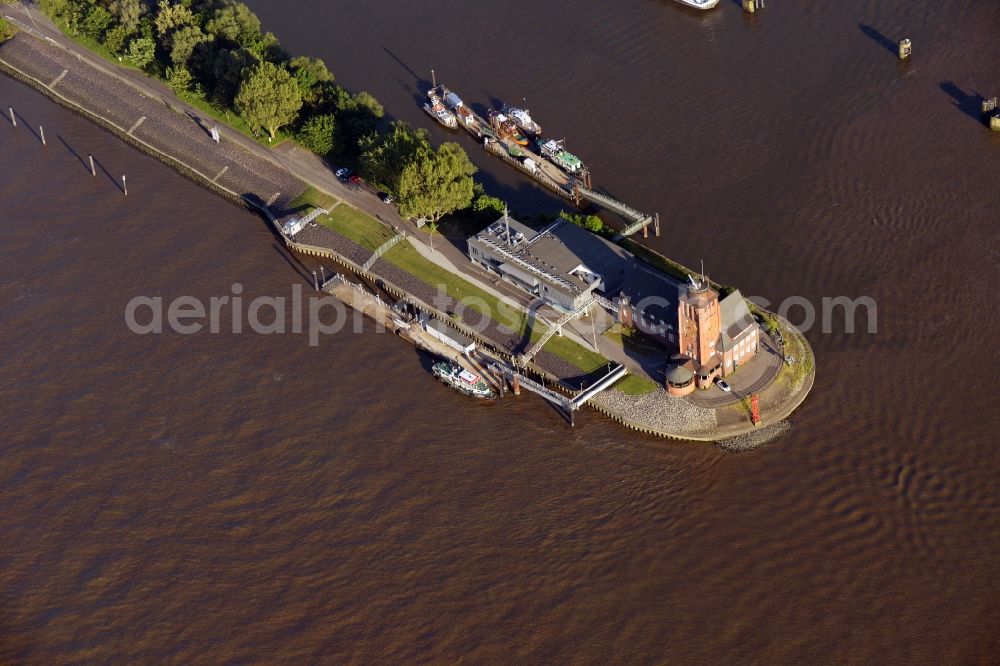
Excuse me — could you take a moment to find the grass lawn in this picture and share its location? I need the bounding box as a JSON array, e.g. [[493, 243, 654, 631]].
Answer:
[[613, 374, 659, 395], [60, 31, 141, 73], [295, 189, 621, 380], [175, 90, 293, 148], [289, 187, 393, 251]]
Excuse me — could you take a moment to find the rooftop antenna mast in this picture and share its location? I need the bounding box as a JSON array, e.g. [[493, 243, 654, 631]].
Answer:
[[504, 203, 512, 245]]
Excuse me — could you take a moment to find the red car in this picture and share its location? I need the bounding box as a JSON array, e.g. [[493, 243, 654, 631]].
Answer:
[[348, 174, 362, 185]]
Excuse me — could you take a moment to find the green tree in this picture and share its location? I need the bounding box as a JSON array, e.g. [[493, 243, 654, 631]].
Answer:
[[103, 23, 130, 54], [296, 113, 339, 156], [472, 191, 506, 217], [124, 35, 156, 67], [80, 4, 113, 41], [205, 2, 261, 49], [234, 60, 302, 139], [109, 0, 144, 35], [358, 121, 430, 192], [396, 142, 477, 224], [289, 55, 332, 104], [169, 24, 212, 66], [154, 0, 195, 37], [166, 64, 193, 92], [211, 46, 254, 105], [0, 16, 16, 43]]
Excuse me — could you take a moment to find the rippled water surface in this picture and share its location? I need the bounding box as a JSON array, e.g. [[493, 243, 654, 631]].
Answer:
[[2, 0, 999, 661]]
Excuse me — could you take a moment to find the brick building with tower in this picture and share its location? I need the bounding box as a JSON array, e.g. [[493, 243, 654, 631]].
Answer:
[[665, 275, 760, 397]]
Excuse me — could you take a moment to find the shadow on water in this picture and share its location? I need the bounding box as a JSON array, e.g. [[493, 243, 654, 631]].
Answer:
[[92, 156, 124, 192], [57, 135, 91, 175], [382, 46, 432, 109], [940, 81, 986, 124], [12, 110, 42, 142], [858, 23, 899, 56], [270, 243, 313, 283]]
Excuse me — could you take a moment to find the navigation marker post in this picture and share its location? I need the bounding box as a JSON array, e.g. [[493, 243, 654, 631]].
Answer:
[[122, 174, 127, 196], [39, 125, 45, 146], [9, 107, 14, 126]]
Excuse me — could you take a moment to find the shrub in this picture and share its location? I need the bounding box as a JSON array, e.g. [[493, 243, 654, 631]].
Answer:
[[166, 65, 192, 92], [296, 113, 339, 156]]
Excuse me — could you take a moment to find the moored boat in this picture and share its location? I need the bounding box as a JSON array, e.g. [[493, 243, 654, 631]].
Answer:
[[500, 104, 542, 136], [538, 138, 585, 174], [432, 361, 495, 399], [672, 0, 720, 9], [424, 88, 458, 129], [490, 111, 529, 145]]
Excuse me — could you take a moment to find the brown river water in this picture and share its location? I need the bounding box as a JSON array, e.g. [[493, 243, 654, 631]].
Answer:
[[2, 0, 999, 661]]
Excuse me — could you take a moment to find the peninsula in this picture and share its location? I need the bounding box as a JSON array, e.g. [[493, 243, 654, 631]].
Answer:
[[0, 0, 813, 443]]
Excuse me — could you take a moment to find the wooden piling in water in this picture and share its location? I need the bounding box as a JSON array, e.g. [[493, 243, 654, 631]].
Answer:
[[89, 155, 95, 176], [9, 106, 14, 126], [39, 125, 45, 146], [122, 174, 127, 195]]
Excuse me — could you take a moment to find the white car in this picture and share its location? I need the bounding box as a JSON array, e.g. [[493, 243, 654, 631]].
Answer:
[[715, 379, 732, 393]]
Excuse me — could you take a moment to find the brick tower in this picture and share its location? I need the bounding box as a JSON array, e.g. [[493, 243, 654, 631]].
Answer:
[[677, 275, 722, 383]]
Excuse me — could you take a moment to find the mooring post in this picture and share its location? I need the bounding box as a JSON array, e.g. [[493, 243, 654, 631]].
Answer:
[[89, 155, 95, 176], [9, 107, 15, 126], [642, 223, 649, 239], [512, 374, 521, 396], [122, 174, 127, 196], [655, 212, 661, 236], [39, 125, 45, 146], [897, 38, 912, 59]]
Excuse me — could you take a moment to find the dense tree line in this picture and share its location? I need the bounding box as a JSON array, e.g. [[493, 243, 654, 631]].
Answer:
[[38, 0, 384, 152]]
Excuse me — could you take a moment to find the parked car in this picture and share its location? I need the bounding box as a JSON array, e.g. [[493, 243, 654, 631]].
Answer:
[[348, 174, 362, 185], [335, 168, 352, 181], [379, 192, 394, 204], [715, 378, 732, 393]]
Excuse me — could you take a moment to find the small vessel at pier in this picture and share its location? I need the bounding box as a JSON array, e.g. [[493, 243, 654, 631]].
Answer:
[[490, 111, 530, 146], [539, 139, 585, 174], [424, 88, 458, 129], [432, 361, 495, 399], [673, 0, 720, 8], [501, 104, 542, 136]]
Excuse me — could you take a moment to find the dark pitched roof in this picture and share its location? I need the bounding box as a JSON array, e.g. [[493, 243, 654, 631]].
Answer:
[[718, 290, 756, 349]]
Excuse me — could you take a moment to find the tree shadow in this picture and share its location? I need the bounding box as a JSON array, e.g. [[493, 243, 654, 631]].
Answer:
[[858, 23, 898, 56], [940, 81, 987, 124]]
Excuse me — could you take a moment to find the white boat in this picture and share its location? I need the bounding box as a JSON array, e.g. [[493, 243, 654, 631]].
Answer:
[[423, 88, 458, 129], [673, 0, 720, 8], [501, 104, 542, 136], [432, 361, 495, 399]]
